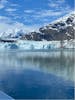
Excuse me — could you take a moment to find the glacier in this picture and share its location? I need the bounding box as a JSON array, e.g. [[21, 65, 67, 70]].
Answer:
[[0, 40, 74, 51]]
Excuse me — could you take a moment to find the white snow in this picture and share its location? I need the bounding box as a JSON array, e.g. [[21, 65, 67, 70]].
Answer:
[[51, 11, 75, 24]]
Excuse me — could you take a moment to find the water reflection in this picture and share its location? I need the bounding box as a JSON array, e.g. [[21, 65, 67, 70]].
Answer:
[[0, 50, 74, 81], [0, 50, 74, 99], [0, 69, 74, 99]]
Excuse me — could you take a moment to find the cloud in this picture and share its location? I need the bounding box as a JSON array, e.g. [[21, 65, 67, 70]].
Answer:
[[0, 0, 19, 17], [0, 0, 8, 9], [23, 0, 72, 23], [0, 16, 12, 23], [0, 0, 73, 34], [10, 3, 19, 7], [5, 8, 18, 18], [48, 0, 65, 8], [24, 8, 71, 22], [0, 4, 4, 9], [48, 0, 72, 14], [0, 15, 40, 34], [0, 22, 40, 34], [24, 9, 63, 18], [2, 1, 20, 18], [34, 10, 62, 18], [24, 10, 35, 13], [5, 8, 17, 12], [0, 0, 19, 9]]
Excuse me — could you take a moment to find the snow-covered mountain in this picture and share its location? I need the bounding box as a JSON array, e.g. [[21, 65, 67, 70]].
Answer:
[[21, 12, 75, 41], [0, 12, 75, 50], [0, 29, 26, 38], [0, 12, 75, 41]]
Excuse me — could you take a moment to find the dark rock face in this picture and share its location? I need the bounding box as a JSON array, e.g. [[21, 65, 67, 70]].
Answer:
[[21, 32, 44, 41], [21, 13, 75, 41]]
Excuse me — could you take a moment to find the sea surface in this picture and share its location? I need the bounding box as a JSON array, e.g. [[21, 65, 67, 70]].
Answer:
[[0, 50, 74, 99]]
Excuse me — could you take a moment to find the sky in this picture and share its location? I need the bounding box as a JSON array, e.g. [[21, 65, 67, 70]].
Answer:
[[0, 0, 74, 33]]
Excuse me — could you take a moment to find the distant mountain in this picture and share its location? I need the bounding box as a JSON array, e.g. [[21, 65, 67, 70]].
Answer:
[[21, 12, 75, 41], [0, 29, 26, 38], [0, 12, 75, 41]]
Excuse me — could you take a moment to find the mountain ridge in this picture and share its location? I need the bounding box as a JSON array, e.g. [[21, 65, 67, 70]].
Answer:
[[0, 12, 75, 41], [21, 12, 75, 41]]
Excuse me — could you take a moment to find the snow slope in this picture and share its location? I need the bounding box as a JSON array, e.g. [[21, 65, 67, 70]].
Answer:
[[0, 11, 75, 39]]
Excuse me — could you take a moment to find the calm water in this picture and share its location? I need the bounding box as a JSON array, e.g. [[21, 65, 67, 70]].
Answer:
[[0, 50, 74, 99]]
